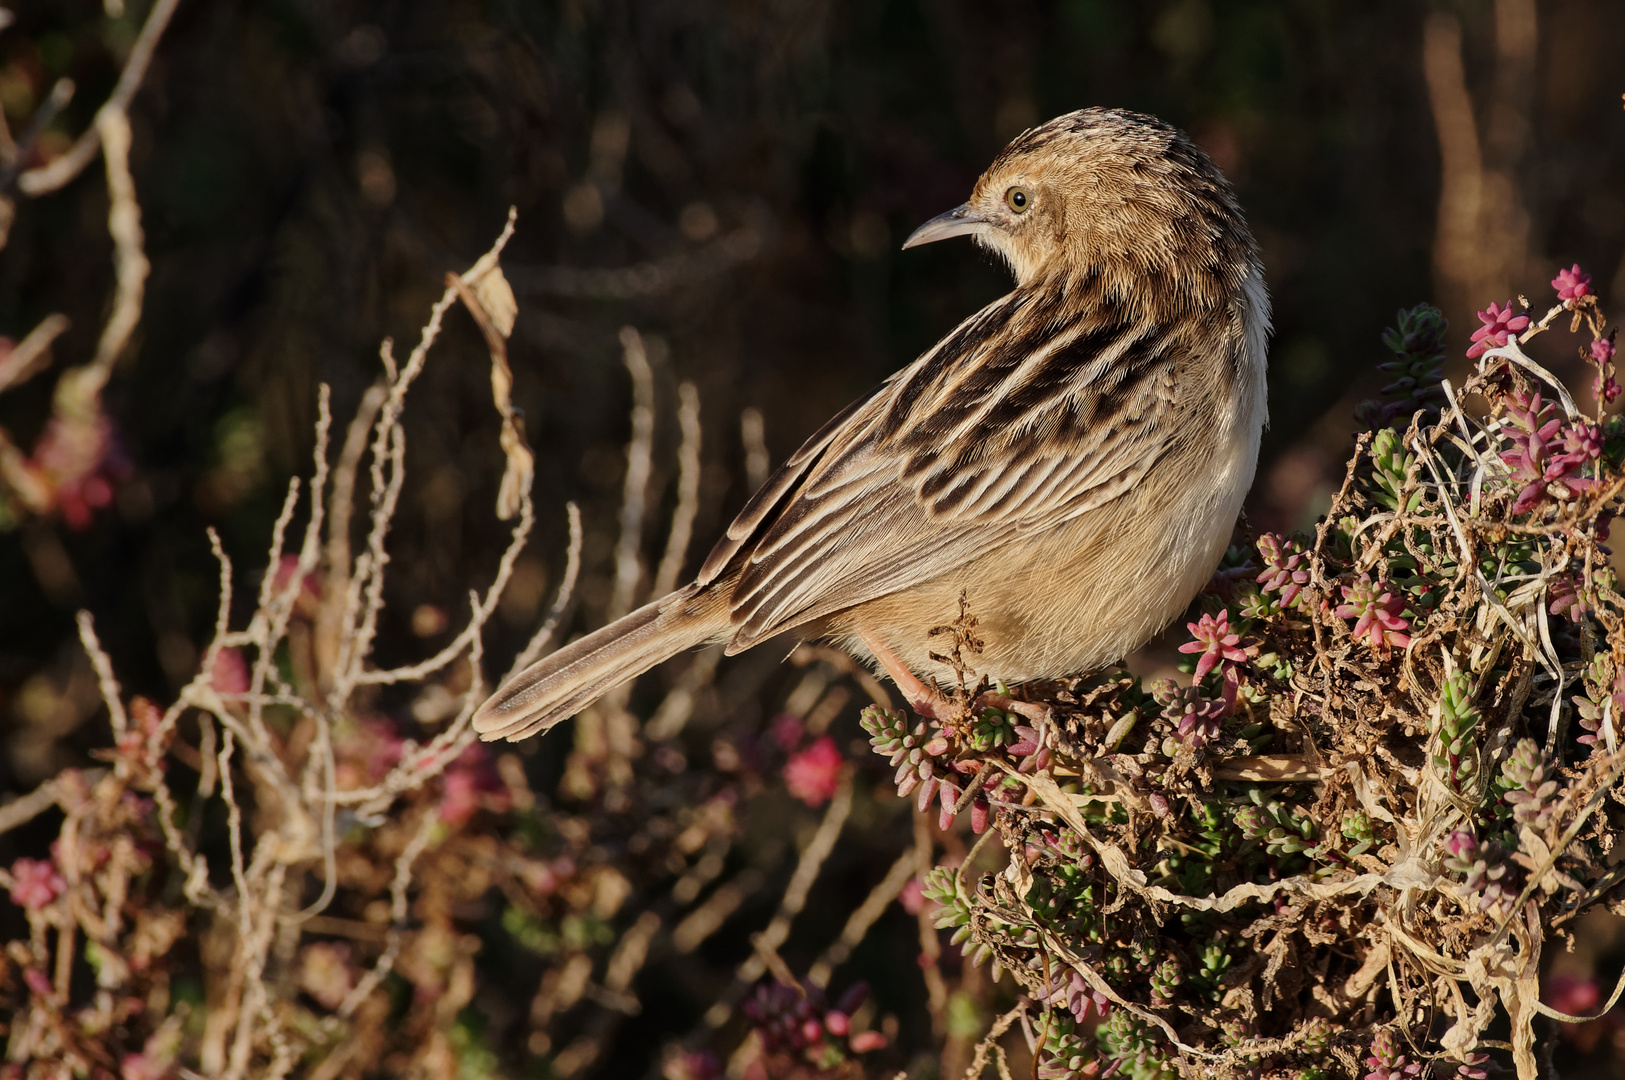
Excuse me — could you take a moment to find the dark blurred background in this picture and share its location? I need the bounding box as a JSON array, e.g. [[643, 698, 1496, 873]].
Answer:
[[1, 0, 1623, 922], [3, 2, 1625, 1076]]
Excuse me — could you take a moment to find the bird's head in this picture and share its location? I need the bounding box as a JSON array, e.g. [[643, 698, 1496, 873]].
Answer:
[[904, 108, 1253, 300]]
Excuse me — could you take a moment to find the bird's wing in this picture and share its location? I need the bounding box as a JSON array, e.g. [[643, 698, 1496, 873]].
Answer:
[[701, 280, 1186, 649]]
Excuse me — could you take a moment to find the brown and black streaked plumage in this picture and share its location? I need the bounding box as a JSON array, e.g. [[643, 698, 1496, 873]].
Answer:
[[474, 107, 1271, 742]]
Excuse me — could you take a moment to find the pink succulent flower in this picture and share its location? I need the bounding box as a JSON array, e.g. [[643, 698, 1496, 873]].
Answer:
[[1552, 263, 1592, 305], [1499, 388, 1601, 512], [1364, 1029, 1423, 1080], [1466, 301, 1530, 359], [439, 769, 481, 826], [1178, 608, 1254, 682], [438, 743, 509, 826], [209, 646, 250, 695], [1548, 971, 1601, 1020], [1551, 422, 1604, 482], [1152, 677, 1234, 749], [1443, 828, 1477, 860], [27, 410, 127, 530], [769, 712, 805, 751], [1547, 575, 1589, 621], [783, 736, 843, 807], [1255, 533, 1311, 608], [1056, 967, 1111, 1021], [1335, 575, 1411, 651], [298, 941, 356, 1010], [120, 1052, 166, 1080], [848, 1030, 888, 1053], [7, 857, 65, 910], [743, 978, 878, 1059]]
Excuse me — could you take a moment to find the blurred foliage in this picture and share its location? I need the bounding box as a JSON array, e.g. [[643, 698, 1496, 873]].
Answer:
[[0, 0, 1617, 743], [1, 1, 1625, 1077]]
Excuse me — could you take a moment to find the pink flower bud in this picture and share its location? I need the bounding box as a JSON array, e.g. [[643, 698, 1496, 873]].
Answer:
[[783, 737, 843, 807], [7, 858, 65, 910], [1467, 301, 1530, 359], [849, 1031, 888, 1053], [1552, 263, 1592, 304]]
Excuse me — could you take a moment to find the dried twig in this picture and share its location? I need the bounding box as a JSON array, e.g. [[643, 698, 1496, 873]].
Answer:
[[506, 223, 765, 299], [608, 326, 656, 620], [961, 1004, 1027, 1080], [507, 502, 584, 680], [0, 313, 71, 395], [740, 406, 770, 490], [18, 0, 183, 197], [75, 612, 128, 742], [807, 844, 917, 988], [701, 772, 854, 1029], [652, 380, 702, 596], [86, 109, 148, 379]]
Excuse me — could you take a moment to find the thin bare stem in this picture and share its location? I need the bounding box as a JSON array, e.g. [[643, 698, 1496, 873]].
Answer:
[[507, 502, 584, 680], [808, 844, 917, 988], [0, 313, 70, 395], [75, 611, 128, 742], [653, 381, 702, 596], [701, 771, 854, 1030], [86, 109, 148, 380], [508, 222, 764, 299], [609, 326, 656, 620], [740, 406, 770, 490], [962, 1004, 1028, 1080], [335, 809, 437, 1019], [19, 0, 183, 196]]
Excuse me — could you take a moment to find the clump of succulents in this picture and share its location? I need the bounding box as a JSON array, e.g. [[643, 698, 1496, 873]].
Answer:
[[874, 273, 1625, 1080]]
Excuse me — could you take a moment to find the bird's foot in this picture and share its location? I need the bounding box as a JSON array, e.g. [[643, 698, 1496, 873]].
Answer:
[[972, 690, 1052, 726]]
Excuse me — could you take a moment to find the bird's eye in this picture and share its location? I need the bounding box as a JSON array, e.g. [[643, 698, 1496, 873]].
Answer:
[[1005, 187, 1031, 213]]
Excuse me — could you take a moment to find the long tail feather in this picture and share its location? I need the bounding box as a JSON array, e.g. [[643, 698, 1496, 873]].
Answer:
[[474, 590, 723, 742]]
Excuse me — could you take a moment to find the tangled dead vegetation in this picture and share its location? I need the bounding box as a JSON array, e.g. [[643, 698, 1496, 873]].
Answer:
[[3, 197, 1623, 1079], [0, 215, 549, 1079], [0, 210, 892, 1080], [890, 286, 1625, 1078]]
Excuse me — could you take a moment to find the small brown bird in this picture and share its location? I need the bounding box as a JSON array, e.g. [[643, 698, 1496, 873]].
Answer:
[[474, 107, 1270, 742]]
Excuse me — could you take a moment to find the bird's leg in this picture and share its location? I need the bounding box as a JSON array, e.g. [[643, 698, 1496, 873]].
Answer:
[[856, 628, 952, 720], [857, 628, 1054, 729]]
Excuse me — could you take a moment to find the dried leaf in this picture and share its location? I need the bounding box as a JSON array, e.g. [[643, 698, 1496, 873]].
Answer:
[[472, 264, 518, 338]]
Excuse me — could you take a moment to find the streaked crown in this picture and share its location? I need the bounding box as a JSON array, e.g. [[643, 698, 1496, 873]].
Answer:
[[907, 108, 1257, 307]]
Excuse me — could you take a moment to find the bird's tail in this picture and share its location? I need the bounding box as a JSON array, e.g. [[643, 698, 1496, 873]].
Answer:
[[473, 588, 726, 742]]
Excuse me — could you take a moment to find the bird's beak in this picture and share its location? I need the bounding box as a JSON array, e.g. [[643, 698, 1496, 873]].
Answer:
[[902, 203, 988, 249]]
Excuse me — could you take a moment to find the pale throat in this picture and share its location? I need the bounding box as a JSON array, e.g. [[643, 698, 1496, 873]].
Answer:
[[973, 229, 1046, 287]]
